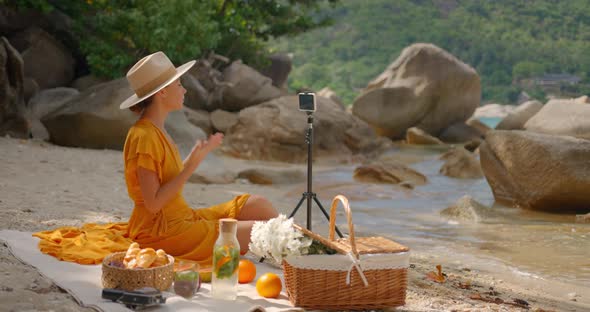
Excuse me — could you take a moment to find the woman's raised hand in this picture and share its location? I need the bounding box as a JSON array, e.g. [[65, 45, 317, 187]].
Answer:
[[185, 133, 224, 170], [205, 132, 224, 151]]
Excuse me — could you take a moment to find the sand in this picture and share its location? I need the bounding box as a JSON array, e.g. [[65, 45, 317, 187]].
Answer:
[[0, 136, 588, 312]]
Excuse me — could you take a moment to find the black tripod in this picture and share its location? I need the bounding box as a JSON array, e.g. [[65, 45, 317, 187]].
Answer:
[[288, 112, 343, 238]]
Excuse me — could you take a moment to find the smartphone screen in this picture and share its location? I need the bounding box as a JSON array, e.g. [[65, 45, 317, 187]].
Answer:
[[299, 93, 315, 112]]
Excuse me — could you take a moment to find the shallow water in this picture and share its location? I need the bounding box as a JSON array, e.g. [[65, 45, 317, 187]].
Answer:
[[478, 116, 502, 128], [286, 144, 590, 288]]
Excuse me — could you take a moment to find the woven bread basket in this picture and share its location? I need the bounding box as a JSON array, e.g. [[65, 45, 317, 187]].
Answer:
[[102, 251, 174, 291], [283, 195, 410, 310]]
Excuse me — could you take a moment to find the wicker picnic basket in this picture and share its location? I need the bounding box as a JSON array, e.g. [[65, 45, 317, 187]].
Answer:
[[101, 252, 174, 291], [283, 195, 410, 310]]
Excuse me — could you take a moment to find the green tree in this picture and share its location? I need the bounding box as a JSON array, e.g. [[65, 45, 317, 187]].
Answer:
[[8, 0, 338, 78]]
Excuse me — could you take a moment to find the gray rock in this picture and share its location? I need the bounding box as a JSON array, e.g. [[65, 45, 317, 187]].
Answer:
[[258, 53, 292, 90], [70, 75, 107, 92], [29, 87, 79, 119], [10, 27, 75, 89], [221, 60, 282, 111], [440, 195, 490, 223], [353, 160, 427, 185], [480, 130, 590, 213], [23, 77, 38, 103], [0, 37, 28, 138], [352, 43, 480, 139], [439, 147, 483, 179], [438, 122, 484, 143], [496, 100, 542, 130], [406, 127, 443, 145], [210, 109, 239, 133], [223, 95, 388, 162], [184, 107, 212, 134], [42, 78, 205, 153], [237, 168, 305, 185], [524, 99, 590, 139]]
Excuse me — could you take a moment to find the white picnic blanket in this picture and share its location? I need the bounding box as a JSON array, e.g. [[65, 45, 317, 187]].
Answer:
[[0, 230, 301, 312]]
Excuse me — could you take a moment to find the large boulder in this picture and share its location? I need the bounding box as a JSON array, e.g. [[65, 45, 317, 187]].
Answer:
[[438, 122, 484, 143], [222, 95, 390, 162], [496, 100, 543, 130], [352, 43, 480, 139], [258, 53, 292, 90], [70, 75, 108, 92], [28, 87, 79, 140], [9, 27, 75, 89], [524, 99, 590, 139], [220, 60, 282, 111], [42, 78, 205, 156], [210, 109, 238, 133], [29, 87, 79, 119], [0, 37, 28, 138], [439, 147, 483, 179], [480, 130, 590, 213], [183, 107, 212, 134]]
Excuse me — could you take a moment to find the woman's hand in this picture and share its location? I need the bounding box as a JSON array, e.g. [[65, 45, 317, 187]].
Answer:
[[184, 133, 224, 170], [204, 132, 224, 152]]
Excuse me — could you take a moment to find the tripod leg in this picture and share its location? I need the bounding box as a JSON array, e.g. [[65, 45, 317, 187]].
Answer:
[[312, 196, 344, 238], [288, 195, 306, 218]]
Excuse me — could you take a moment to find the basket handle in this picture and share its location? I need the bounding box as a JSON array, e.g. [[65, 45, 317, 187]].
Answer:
[[328, 195, 358, 258]]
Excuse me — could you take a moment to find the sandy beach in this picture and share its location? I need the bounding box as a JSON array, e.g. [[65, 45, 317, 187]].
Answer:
[[0, 136, 588, 312]]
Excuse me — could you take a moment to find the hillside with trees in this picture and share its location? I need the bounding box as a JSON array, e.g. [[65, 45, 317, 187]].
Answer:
[[272, 0, 590, 105]]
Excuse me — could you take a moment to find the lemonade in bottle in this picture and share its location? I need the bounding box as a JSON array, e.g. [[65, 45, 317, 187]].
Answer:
[[211, 218, 240, 300]]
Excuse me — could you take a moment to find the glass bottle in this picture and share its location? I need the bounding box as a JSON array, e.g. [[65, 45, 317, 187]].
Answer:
[[211, 218, 240, 300]]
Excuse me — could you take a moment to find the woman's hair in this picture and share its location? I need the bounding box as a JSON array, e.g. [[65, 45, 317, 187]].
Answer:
[[129, 96, 153, 114]]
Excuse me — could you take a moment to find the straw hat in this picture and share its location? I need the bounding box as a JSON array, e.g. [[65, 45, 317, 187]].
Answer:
[[119, 51, 195, 109]]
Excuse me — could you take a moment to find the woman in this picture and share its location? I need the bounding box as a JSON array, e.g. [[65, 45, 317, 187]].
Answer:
[[119, 51, 278, 263]]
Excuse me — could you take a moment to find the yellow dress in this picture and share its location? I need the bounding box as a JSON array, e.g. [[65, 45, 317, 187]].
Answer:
[[33, 118, 249, 266]]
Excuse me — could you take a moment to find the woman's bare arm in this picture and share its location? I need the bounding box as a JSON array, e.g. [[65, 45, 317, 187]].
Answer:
[[137, 166, 194, 214], [138, 133, 224, 214]]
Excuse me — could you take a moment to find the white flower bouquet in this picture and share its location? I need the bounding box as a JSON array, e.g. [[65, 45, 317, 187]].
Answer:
[[249, 214, 336, 265]]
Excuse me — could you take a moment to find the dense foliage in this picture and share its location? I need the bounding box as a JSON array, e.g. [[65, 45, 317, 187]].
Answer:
[[272, 0, 590, 104], [7, 0, 337, 78]]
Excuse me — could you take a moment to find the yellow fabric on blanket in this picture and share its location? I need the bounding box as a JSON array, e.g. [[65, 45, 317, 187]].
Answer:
[[32, 223, 131, 265]]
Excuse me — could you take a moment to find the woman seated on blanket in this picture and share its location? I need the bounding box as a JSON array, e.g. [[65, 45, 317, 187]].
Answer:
[[119, 51, 278, 263]]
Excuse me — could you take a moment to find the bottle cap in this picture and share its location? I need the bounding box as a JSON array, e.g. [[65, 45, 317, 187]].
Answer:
[[219, 218, 237, 233]]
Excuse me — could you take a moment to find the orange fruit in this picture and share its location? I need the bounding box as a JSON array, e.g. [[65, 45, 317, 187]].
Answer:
[[214, 256, 231, 274], [256, 273, 282, 298], [238, 259, 257, 284]]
